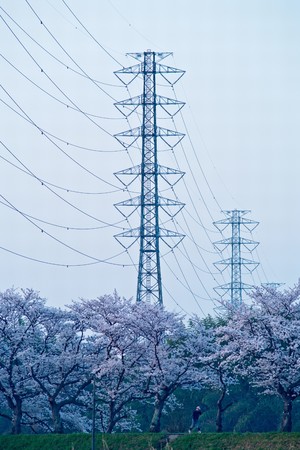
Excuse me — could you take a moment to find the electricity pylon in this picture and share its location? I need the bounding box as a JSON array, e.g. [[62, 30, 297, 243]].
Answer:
[[213, 209, 259, 307], [114, 51, 185, 304]]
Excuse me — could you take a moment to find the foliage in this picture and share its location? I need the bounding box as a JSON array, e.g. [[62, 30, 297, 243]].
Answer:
[[217, 282, 300, 432], [130, 303, 209, 432], [29, 308, 95, 433], [0, 289, 48, 434], [69, 292, 151, 433], [2, 282, 300, 435], [70, 294, 211, 433]]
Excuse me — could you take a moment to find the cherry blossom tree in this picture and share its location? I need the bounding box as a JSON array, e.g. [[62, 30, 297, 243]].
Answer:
[[29, 307, 96, 433], [0, 288, 47, 434], [70, 292, 150, 433], [70, 292, 212, 433], [130, 303, 209, 432], [198, 315, 236, 432], [217, 282, 300, 432]]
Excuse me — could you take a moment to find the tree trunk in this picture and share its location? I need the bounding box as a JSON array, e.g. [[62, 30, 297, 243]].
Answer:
[[216, 391, 225, 433], [215, 373, 233, 433], [106, 402, 115, 434], [11, 396, 22, 435], [281, 397, 292, 432], [149, 395, 165, 433], [50, 400, 64, 434]]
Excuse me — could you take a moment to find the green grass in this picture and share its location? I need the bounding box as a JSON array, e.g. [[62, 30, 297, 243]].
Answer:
[[0, 432, 167, 450], [170, 432, 300, 450], [1, 432, 300, 450]]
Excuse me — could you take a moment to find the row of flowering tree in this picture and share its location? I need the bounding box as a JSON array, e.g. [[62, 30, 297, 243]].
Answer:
[[0, 289, 210, 434], [216, 282, 300, 432], [0, 282, 300, 434]]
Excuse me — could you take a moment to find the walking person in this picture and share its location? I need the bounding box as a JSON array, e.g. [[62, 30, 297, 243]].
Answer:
[[188, 405, 202, 433]]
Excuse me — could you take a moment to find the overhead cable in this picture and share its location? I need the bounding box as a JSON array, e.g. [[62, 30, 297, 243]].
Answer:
[[0, 140, 127, 229], [0, 193, 134, 266], [0, 85, 122, 190], [0, 53, 124, 120]]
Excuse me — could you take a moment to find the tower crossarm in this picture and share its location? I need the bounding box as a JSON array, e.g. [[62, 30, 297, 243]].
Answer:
[[155, 64, 185, 84], [115, 93, 184, 125], [114, 195, 184, 208], [115, 195, 184, 219], [115, 94, 184, 108], [114, 126, 184, 149], [214, 282, 255, 297], [126, 51, 173, 62], [214, 257, 259, 272], [214, 210, 259, 232], [214, 237, 259, 251], [114, 227, 184, 250], [114, 164, 184, 187], [114, 52, 184, 85]]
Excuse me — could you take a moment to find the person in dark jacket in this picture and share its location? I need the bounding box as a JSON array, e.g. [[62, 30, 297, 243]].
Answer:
[[188, 406, 202, 433]]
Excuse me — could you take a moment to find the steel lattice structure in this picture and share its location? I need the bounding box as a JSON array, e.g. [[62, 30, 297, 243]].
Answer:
[[114, 51, 185, 304], [213, 209, 259, 307]]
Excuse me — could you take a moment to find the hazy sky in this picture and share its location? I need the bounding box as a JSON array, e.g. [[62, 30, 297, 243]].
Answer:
[[1, 0, 300, 318]]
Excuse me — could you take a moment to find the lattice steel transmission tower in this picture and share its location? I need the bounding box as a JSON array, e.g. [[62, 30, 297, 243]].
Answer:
[[114, 51, 185, 304], [213, 210, 259, 307]]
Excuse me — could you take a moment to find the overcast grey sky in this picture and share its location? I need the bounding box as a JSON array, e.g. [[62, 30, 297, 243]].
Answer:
[[1, 0, 300, 317]]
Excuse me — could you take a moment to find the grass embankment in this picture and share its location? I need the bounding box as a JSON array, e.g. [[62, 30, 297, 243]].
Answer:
[[0, 433, 166, 450], [1, 432, 300, 450], [171, 432, 300, 450]]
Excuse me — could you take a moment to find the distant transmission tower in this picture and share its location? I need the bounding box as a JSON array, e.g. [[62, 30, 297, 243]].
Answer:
[[114, 51, 185, 304], [213, 209, 259, 307]]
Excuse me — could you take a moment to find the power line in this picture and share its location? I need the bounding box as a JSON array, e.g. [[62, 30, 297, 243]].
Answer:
[[162, 282, 194, 318], [0, 5, 124, 88], [170, 117, 217, 226], [0, 95, 125, 154], [0, 141, 127, 196], [0, 245, 100, 267], [172, 83, 224, 212], [0, 243, 131, 268], [0, 193, 133, 267], [171, 61, 239, 207], [162, 252, 213, 305], [0, 197, 116, 232], [61, 0, 122, 67], [24, 0, 119, 101], [107, 0, 162, 51], [0, 4, 235, 318], [171, 210, 221, 282], [0, 140, 127, 229], [169, 217, 222, 290], [0, 13, 118, 137], [175, 244, 219, 275], [0, 53, 125, 121], [0, 85, 123, 190]]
